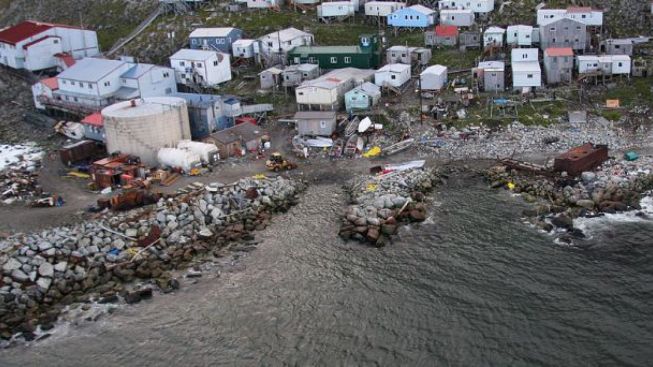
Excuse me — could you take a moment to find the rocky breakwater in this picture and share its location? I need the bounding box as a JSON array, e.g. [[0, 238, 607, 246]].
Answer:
[[339, 168, 440, 247], [486, 156, 653, 241], [0, 175, 305, 341]]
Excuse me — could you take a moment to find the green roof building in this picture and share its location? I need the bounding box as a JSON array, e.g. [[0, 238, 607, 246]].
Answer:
[[287, 34, 381, 69]]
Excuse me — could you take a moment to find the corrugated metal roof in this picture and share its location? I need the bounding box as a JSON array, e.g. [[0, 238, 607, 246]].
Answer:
[[260, 27, 312, 43], [121, 64, 156, 79], [291, 45, 362, 54], [41, 77, 59, 90], [435, 25, 458, 37], [293, 111, 337, 120], [57, 58, 126, 82], [544, 47, 573, 57], [377, 63, 411, 73], [170, 48, 225, 61], [81, 112, 103, 127], [0, 20, 83, 45], [512, 61, 541, 72], [477, 61, 504, 70], [408, 4, 435, 15], [189, 27, 238, 38], [485, 26, 505, 34], [421, 64, 447, 75]]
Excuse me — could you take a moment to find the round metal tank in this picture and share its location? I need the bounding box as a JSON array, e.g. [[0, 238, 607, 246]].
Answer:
[[102, 97, 191, 166]]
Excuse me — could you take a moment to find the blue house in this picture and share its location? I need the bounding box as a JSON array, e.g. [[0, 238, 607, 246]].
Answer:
[[189, 27, 243, 53], [345, 82, 381, 112], [171, 92, 233, 139], [387, 5, 436, 28]]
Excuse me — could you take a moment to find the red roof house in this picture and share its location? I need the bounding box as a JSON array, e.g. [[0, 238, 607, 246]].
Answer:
[[544, 47, 574, 57], [435, 25, 459, 38]]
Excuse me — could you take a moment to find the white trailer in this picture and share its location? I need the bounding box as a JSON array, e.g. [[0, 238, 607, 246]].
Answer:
[[157, 148, 202, 173], [177, 140, 220, 164]]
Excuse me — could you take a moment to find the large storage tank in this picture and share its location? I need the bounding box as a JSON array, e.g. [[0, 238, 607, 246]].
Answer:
[[177, 140, 219, 164], [157, 148, 202, 173], [102, 97, 191, 166]]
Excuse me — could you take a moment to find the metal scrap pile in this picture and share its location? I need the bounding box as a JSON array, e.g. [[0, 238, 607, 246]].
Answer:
[[0, 144, 43, 205]]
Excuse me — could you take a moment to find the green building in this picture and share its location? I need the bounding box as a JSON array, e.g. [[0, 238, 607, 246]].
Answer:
[[287, 34, 381, 69]]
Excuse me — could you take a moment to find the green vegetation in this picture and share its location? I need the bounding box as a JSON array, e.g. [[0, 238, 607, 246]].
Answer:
[[604, 77, 653, 106], [430, 48, 480, 70], [601, 110, 622, 121]]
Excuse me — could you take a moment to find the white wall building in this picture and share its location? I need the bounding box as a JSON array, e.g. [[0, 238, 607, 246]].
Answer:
[[364, 1, 407, 17], [0, 20, 99, 71], [577, 55, 631, 75], [169, 49, 232, 87], [246, 0, 283, 9], [439, 9, 475, 27], [420, 64, 447, 91], [374, 63, 411, 88], [438, 0, 494, 14], [318, 1, 356, 18], [483, 26, 505, 47], [537, 7, 603, 26], [296, 67, 375, 111], [511, 48, 541, 89], [506, 25, 533, 46], [32, 57, 176, 112], [232, 39, 257, 59], [258, 27, 314, 59]]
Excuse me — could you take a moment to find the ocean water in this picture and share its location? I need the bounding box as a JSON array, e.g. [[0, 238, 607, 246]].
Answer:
[[1, 175, 652, 366]]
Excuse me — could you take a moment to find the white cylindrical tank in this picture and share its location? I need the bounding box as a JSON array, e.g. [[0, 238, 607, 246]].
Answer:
[[157, 148, 201, 173], [102, 97, 191, 166], [177, 140, 219, 164]]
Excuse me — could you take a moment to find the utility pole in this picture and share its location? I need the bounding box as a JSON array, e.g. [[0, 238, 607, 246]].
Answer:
[[418, 74, 423, 125]]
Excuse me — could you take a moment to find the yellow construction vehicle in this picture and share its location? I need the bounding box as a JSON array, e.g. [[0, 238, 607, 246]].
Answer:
[[265, 152, 297, 172]]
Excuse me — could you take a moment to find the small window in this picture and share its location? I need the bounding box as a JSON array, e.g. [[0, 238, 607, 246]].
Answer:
[[298, 92, 304, 96], [53, 39, 59, 44], [73, 97, 78, 102], [618, 62, 623, 67], [213, 60, 218, 66], [88, 83, 93, 89], [550, 27, 556, 32], [163, 72, 170, 78], [391, 75, 396, 79], [267, 42, 273, 47], [308, 57, 316, 63], [320, 120, 327, 128], [180, 61, 185, 66], [330, 57, 337, 63], [582, 14, 586, 18], [344, 57, 352, 64], [181, 73, 186, 78], [104, 81, 111, 87], [197, 63, 202, 68], [527, 74, 533, 78], [71, 81, 75, 86]]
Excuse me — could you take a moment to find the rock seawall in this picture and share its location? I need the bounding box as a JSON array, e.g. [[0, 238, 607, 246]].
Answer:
[[339, 168, 440, 246], [0, 175, 305, 340]]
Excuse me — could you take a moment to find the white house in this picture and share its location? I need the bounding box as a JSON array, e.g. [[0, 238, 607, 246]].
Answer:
[[506, 25, 533, 46], [420, 64, 447, 91], [32, 57, 176, 112], [318, 1, 356, 18], [374, 63, 411, 88], [232, 39, 257, 59], [537, 7, 603, 26], [438, 0, 495, 14], [511, 48, 541, 89], [0, 20, 99, 71], [258, 27, 314, 63], [577, 55, 631, 75], [246, 0, 283, 9], [169, 49, 232, 87], [365, 1, 407, 17], [439, 9, 475, 27], [483, 26, 505, 47], [296, 67, 375, 111]]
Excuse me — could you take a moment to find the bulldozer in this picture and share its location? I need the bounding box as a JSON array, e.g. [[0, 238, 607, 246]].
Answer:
[[266, 152, 297, 172]]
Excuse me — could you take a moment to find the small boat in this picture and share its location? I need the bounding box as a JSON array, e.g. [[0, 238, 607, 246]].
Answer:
[[358, 117, 372, 133], [305, 137, 333, 148], [381, 138, 415, 156], [383, 160, 425, 172]]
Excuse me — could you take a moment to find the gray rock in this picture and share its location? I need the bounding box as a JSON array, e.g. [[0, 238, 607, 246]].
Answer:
[[125, 229, 138, 238], [38, 241, 53, 252], [581, 172, 596, 183], [2, 258, 22, 273], [43, 248, 56, 257], [37, 277, 52, 292], [576, 199, 595, 210], [39, 262, 54, 277], [54, 262, 68, 272], [11, 269, 29, 282], [87, 245, 99, 254]]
